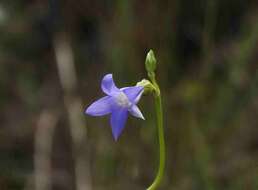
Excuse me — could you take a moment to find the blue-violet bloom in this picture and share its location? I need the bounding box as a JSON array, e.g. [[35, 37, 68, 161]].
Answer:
[[85, 74, 145, 140]]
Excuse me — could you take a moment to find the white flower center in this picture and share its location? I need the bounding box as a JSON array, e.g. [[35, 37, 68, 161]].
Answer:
[[115, 92, 131, 107]]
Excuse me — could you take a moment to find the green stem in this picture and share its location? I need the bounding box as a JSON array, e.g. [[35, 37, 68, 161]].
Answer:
[[147, 85, 165, 190]]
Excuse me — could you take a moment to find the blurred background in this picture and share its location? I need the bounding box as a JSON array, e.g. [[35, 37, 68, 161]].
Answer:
[[1, 0, 258, 189]]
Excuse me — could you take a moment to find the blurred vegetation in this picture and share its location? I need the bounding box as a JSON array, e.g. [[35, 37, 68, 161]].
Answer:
[[0, 0, 258, 189]]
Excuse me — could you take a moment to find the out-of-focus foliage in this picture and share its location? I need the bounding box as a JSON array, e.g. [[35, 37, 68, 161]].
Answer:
[[0, 0, 258, 189]]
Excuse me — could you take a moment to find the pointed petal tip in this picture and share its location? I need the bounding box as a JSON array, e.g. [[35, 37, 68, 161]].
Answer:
[[137, 114, 145, 120], [84, 107, 94, 116], [101, 73, 119, 96], [85, 108, 95, 116], [129, 105, 145, 120], [84, 106, 92, 114], [113, 135, 119, 141], [112, 128, 121, 141], [104, 73, 112, 78], [84, 96, 113, 116], [110, 108, 128, 141]]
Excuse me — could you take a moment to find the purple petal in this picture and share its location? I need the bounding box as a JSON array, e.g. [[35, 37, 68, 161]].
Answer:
[[122, 86, 144, 104], [129, 105, 145, 120], [101, 74, 119, 96], [110, 107, 128, 141], [85, 96, 113, 116]]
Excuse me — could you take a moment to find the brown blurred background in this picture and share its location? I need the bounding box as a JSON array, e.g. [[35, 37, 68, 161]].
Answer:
[[0, 0, 258, 189]]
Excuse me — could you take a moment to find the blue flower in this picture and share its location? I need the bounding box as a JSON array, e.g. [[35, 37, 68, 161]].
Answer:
[[85, 74, 145, 140]]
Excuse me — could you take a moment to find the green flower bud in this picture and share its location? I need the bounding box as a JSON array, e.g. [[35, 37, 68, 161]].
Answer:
[[145, 49, 157, 73]]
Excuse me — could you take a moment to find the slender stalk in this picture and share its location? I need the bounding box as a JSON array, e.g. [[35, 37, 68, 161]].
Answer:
[[147, 85, 165, 190], [144, 49, 166, 189]]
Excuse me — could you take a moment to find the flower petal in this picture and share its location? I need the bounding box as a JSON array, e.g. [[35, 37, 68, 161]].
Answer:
[[101, 74, 119, 96], [129, 105, 145, 120], [85, 96, 113, 116], [122, 86, 144, 104], [110, 107, 128, 141]]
